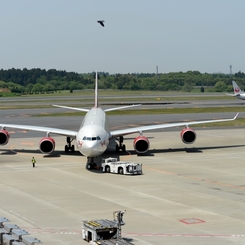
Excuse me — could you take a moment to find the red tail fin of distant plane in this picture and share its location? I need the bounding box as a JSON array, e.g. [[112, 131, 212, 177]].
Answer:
[[232, 81, 243, 94]]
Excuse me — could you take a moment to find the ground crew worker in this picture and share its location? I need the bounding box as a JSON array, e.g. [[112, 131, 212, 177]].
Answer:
[[32, 157, 36, 168]]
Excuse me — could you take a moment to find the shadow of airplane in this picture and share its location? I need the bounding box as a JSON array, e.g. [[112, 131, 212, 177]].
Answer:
[[131, 144, 245, 156], [1, 144, 245, 158], [0, 150, 18, 155], [122, 238, 134, 244], [0, 149, 82, 157]]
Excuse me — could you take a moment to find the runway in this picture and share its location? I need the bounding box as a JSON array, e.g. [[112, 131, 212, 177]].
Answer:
[[1, 129, 245, 244]]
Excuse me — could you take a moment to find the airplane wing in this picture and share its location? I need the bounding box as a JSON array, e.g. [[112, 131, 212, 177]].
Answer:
[[109, 113, 239, 138], [0, 123, 77, 138]]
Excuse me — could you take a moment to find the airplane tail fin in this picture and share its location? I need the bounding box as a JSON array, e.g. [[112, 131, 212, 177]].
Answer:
[[53, 70, 141, 113], [94, 70, 98, 108], [232, 81, 243, 94], [53, 71, 99, 112]]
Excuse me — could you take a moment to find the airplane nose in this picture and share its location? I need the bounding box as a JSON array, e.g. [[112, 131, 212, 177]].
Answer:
[[80, 141, 102, 157]]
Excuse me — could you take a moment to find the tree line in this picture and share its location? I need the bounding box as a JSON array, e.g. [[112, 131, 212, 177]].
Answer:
[[0, 68, 245, 95]]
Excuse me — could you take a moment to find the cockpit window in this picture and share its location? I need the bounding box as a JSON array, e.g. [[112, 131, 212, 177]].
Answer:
[[83, 136, 101, 141]]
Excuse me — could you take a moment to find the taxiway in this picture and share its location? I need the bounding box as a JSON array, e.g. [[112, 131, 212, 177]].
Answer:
[[0, 128, 245, 245]]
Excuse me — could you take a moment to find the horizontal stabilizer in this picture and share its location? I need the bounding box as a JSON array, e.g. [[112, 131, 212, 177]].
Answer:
[[53, 104, 89, 112], [226, 93, 236, 97], [105, 104, 141, 112]]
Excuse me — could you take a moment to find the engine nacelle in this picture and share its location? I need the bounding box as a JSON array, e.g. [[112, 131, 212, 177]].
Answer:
[[0, 130, 10, 145], [180, 127, 196, 144], [39, 137, 55, 154], [133, 135, 150, 154]]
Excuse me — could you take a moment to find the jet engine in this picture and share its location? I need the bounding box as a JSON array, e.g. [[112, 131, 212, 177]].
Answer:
[[180, 127, 196, 144], [39, 137, 55, 154], [0, 130, 10, 145], [133, 135, 149, 154]]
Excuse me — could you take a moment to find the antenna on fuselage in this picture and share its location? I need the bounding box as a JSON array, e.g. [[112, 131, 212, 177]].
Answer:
[[95, 70, 98, 108]]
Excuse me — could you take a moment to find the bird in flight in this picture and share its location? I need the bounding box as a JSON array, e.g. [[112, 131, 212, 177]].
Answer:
[[97, 20, 105, 27]]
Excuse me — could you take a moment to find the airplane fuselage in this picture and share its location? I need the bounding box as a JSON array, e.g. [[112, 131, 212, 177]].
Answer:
[[235, 93, 245, 100], [76, 107, 110, 157]]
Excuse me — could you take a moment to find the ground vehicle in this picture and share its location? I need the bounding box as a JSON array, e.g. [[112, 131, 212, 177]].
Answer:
[[0, 217, 41, 245], [82, 211, 129, 245], [101, 157, 142, 175]]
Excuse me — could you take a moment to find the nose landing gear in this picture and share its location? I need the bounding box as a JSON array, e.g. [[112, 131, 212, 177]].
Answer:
[[86, 157, 101, 170]]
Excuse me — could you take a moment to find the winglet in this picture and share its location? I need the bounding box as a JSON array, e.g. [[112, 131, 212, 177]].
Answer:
[[234, 112, 239, 119]]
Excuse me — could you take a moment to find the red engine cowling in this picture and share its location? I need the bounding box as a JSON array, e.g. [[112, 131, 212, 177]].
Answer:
[[180, 128, 196, 144], [133, 135, 150, 154], [39, 137, 55, 154], [0, 130, 10, 145]]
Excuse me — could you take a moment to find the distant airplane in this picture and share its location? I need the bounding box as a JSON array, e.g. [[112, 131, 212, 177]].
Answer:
[[0, 71, 239, 168], [97, 20, 105, 27], [226, 81, 245, 100]]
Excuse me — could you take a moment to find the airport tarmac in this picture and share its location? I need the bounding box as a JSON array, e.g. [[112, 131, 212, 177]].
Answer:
[[1, 128, 245, 244]]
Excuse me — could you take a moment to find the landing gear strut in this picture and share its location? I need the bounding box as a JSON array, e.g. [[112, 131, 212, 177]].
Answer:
[[87, 157, 97, 170], [116, 136, 126, 152], [65, 137, 75, 152]]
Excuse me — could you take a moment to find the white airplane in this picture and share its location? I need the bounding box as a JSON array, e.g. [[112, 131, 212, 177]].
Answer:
[[226, 81, 245, 100], [0, 71, 239, 167]]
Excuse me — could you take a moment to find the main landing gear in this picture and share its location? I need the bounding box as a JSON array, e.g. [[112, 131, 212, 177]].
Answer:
[[65, 137, 75, 152], [116, 136, 126, 152]]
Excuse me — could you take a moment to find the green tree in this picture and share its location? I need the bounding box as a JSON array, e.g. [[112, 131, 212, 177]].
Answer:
[[32, 83, 44, 93], [214, 81, 227, 92], [25, 84, 34, 93], [182, 82, 193, 92]]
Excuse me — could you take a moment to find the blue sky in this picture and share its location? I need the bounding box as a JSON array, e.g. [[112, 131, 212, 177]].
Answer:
[[1, 0, 245, 74]]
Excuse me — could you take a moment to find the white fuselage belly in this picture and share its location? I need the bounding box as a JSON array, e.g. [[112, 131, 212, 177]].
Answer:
[[236, 94, 245, 100], [76, 108, 109, 157]]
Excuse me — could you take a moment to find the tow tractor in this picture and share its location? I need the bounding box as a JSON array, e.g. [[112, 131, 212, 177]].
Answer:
[[101, 157, 142, 175], [82, 211, 130, 245]]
